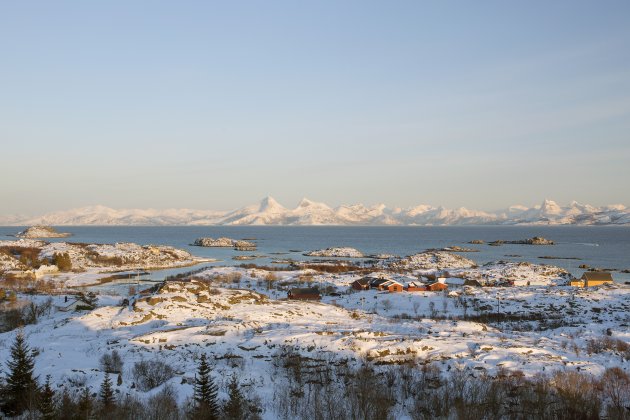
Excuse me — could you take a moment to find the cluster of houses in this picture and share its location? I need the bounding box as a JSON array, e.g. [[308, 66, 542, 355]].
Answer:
[[286, 275, 449, 301], [286, 271, 616, 301], [351, 275, 449, 293]]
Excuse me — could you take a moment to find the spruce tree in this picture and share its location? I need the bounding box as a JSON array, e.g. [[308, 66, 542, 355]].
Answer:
[[99, 373, 115, 408], [77, 387, 93, 419], [4, 330, 38, 415], [39, 375, 56, 420], [193, 354, 219, 419], [58, 388, 76, 420], [223, 375, 245, 420]]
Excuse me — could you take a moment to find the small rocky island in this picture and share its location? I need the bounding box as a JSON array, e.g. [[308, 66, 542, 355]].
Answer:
[[489, 236, 555, 246], [440, 246, 479, 252], [192, 237, 257, 251], [304, 247, 364, 258], [15, 225, 72, 238]]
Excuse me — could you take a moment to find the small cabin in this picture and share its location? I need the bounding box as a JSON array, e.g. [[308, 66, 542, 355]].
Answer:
[[377, 280, 404, 293], [406, 281, 427, 292], [426, 282, 448, 292], [351, 279, 370, 291], [287, 287, 321, 300], [580, 271, 613, 287]]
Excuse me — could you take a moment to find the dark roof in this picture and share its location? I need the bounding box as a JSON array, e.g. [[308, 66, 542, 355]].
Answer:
[[581, 272, 613, 281], [368, 278, 388, 286], [353, 279, 370, 285], [289, 287, 320, 295]]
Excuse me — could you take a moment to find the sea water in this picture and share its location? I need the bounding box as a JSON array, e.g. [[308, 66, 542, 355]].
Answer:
[[1, 225, 629, 283]]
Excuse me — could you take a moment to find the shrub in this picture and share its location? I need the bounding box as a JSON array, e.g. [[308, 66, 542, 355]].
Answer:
[[100, 350, 124, 373], [53, 252, 72, 272], [132, 360, 175, 391]]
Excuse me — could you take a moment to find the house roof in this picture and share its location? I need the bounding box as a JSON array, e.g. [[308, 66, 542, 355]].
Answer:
[[380, 280, 403, 287], [353, 279, 370, 285], [368, 278, 389, 286], [581, 271, 613, 281], [407, 281, 426, 288]]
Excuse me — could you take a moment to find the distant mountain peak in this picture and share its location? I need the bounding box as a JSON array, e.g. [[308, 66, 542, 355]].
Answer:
[[297, 198, 315, 207], [2, 198, 628, 226], [296, 198, 330, 210], [258, 196, 284, 212], [540, 199, 562, 214]]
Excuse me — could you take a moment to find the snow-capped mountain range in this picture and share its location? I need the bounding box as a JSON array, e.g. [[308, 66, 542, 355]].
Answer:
[[1, 198, 629, 226]]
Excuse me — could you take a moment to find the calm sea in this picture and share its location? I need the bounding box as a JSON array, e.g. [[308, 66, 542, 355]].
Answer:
[[1, 226, 629, 283]]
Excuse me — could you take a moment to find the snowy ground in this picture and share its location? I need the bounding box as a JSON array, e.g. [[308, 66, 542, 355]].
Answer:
[[1, 246, 629, 418], [1, 263, 628, 416]]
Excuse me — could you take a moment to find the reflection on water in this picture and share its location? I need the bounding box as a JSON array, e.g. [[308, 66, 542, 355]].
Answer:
[[79, 262, 220, 296]]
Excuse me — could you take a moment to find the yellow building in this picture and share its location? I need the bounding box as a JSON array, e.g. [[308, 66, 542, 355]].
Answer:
[[580, 271, 613, 287]]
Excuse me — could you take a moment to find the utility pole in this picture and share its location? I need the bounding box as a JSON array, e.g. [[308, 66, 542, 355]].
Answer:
[[497, 293, 501, 325]]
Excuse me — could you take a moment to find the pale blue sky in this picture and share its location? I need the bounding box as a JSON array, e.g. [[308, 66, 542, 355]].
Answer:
[[1, 1, 629, 214]]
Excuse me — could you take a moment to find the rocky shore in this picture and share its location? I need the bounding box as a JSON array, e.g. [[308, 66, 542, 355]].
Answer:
[[0, 238, 205, 281]]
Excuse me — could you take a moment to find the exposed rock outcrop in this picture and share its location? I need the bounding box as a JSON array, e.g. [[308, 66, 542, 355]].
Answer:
[[193, 237, 256, 250], [459, 261, 570, 286], [389, 251, 477, 271], [304, 247, 364, 258]]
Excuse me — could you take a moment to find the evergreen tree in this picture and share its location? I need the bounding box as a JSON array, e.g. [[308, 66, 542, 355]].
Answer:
[[223, 375, 245, 420], [193, 354, 219, 419], [99, 373, 116, 408], [77, 291, 98, 309], [39, 375, 56, 420], [77, 387, 93, 419], [57, 388, 76, 420], [3, 330, 38, 415]]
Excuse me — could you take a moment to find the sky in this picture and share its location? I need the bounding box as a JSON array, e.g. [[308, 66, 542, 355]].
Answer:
[[1, 1, 629, 215]]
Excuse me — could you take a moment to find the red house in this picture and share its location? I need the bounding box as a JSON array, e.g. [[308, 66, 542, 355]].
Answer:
[[426, 282, 448, 292], [406, 281, 427, 292], [378, 280, 404, 293]]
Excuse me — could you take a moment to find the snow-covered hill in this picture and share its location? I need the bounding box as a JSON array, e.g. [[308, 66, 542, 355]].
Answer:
[[3, 198, 630, 226]]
